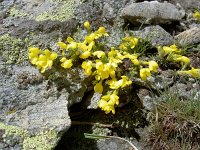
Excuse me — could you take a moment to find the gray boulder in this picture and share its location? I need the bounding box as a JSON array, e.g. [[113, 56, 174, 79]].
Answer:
[[133, 25, 174, 46], [169, 0, 200, 11], [0, 59, 88, 149], [121, 1, 185, 25], [175, 27, 200, 47]]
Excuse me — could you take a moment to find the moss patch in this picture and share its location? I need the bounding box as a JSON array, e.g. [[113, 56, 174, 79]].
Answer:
[[0, 122, 58, 150], [9, 6, 28, 17], [35, 0, 76, 22], [23, 130, 58, 150], [0, 34, 28, 64]]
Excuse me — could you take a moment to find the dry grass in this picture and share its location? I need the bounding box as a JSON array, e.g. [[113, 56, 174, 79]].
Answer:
[[146, 92, 200, 150]]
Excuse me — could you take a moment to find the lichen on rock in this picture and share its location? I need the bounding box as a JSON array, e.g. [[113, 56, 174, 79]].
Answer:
[[0, 34, 28, 64], [0, 122, 58, 150], [35, 0, 81, 22], [22, 130, 58, 150]]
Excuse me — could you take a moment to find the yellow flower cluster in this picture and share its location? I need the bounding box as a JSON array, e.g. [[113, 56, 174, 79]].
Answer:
[[139, 61, 159, 81], [98, 91, 119, 114], [28, 21, 160, 114], [119, 36, 138, 51], [28, 47, 58, 73], [158, 44, 200, 78], [158, 44, 190, 66], [178, 68, 200, 78], [193, 10, 200, 20]]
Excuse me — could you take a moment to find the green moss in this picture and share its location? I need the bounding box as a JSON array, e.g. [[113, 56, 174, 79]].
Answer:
[[0, 122, 28, 139], [35, 0, 76, 22], [23, 130, 58, 150], [0, 34, 28, 64], [9, 6, 28, 17], [0, 122, 58, 150]]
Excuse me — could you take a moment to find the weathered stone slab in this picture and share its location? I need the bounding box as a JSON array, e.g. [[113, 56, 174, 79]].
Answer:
[[175, 27, 200, 47], [133, 25, 174, 46], [121, 1, 185, 25]]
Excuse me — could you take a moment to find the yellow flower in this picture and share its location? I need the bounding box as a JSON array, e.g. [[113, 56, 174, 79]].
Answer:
[[122, 36, 138, 49], [35, 49, 58, 73], [119, 43, 128, 51], [96, 27, 109, 37], [66, 37, 74, 43], [131, 59, 140, 65], [96, 70, 110, 80], [193, 11, 200, 20], [85, 33, 96, 44], [148, 61, 159, 72], [84, 21, 90, 30], [95, 61, 104, 70], [66, 37, 77, 50], [188, 68, 200, 78], [109, 92, 119, 106], [162, 44, 180, 55], [60, 57, 73, 69], [123, 53, 140, 65], [94, 82, 103, 93], [81, 61, 93, 76], [98, 99, 107, 109], [175, 56, 190, 64], [78, 43, 88, 51], [140, 68, 151, 81], [95, 61, 117, 80], [108, 47, 118, 58], [178, 68, 200, 78], [28, 47, 41, 64], [121, 76, 132, 88], [57, 42, 67, 49], [116, 52, 124, 60], [93, 51, 105, 58], [107, 76, 132, 89], [28, 47, 40, 55], [130, 38, 138, 49], [87, 41, 95, 51], [67, 42, 77, 50], [104, 105, 115, 114], [107, 79, 121, 89], [79, 51, 91, 59], [98, 91, 119, 114]]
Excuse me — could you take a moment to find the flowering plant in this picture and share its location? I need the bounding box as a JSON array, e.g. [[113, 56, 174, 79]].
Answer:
[[28, 21, 199, 114]]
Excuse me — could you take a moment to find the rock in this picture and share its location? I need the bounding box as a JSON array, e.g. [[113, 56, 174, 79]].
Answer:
[[133, 25, 174, 46], [83, 92, 102, 109], [175, 27, 200, 47], [121, 1, 185, 25], [137, 88, 152, 110], [74, 0, 135, 24], [131, 70, 175, 90], [169, 80, 200, 100], [148, 70, 175, 90], [0, 60, 89, 149], [169, 0, 200, 11]]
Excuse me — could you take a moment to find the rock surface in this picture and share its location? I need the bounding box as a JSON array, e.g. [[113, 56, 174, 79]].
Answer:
[[133, 25, 174, 46], [0, 57, 89, 149], [0, 0, 200, 149], [170, 0, 200, 11], [121, 1, 185, 25], [175, 27, 200, 47]]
